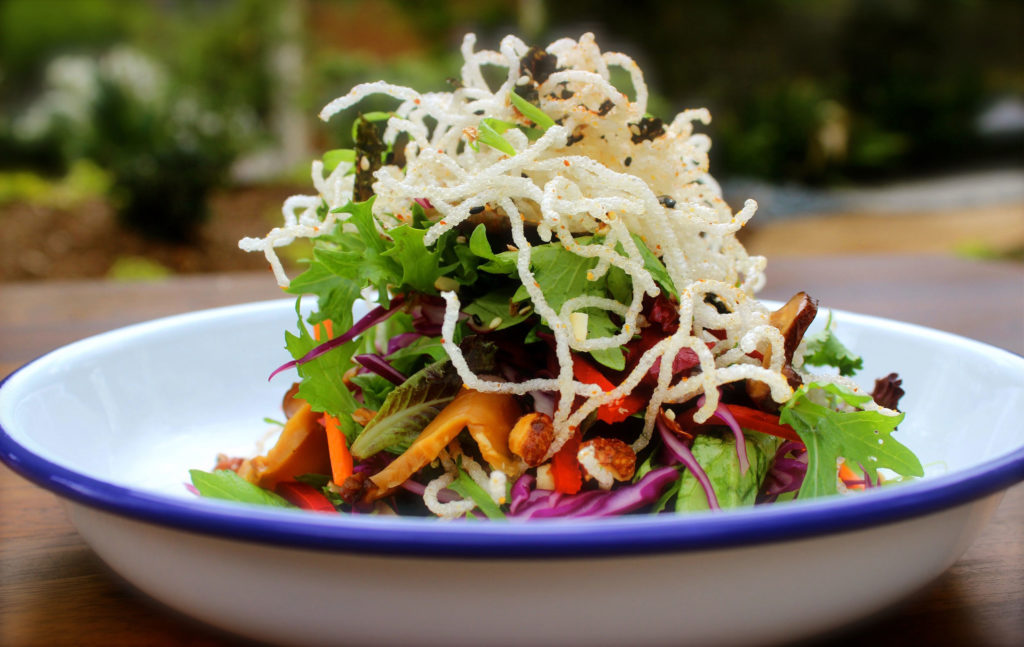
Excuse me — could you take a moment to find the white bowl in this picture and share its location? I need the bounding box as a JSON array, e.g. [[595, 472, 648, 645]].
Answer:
[[1, 299, 1022, 647]]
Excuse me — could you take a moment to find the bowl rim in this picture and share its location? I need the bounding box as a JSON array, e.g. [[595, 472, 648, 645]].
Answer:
[[2, 299, 1023, 559]]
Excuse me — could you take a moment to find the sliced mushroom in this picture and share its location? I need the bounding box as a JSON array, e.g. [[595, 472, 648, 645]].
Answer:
[[747, 292, 818, 410]]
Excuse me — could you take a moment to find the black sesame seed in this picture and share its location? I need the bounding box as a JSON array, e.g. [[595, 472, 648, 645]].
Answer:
[[658, 195, 676, 208], [469, 205, 485, 215], [624, 156, 632, 166]]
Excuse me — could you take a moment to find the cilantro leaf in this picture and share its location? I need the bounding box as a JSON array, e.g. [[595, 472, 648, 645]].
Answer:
[[803, 313, 864, 376], [779, 382, 922, 498], [189, 469, 293, 508]]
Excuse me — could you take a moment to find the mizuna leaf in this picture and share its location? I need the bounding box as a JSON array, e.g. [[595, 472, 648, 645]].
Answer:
[[779, 382, 921, 498], [803, 312, 864, 376]]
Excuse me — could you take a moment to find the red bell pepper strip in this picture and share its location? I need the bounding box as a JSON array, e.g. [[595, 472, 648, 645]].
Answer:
[[678, 403, 801, 443], [571, 355, 646, 423], [551, 428, 583, 495], [275, 481, 338, 513], [723, 404, 801, 442]]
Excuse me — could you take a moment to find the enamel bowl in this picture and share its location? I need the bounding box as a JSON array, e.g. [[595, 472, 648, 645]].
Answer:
[[1, 299, 1022, 647]]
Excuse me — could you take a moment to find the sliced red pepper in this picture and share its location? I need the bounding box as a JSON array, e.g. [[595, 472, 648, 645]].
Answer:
[[551, 428, 583, 495], [571, 354, 646, 423], [679, 403, 801, 443], [275, 481, 338, 513], [723, 404, 801, 442]]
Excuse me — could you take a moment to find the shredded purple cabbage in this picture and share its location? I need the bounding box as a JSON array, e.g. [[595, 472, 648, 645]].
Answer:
[[386, 332, 422, 355], [762, 440, 808, 499], [699, 395, 750, 475], [269, 295, 407, 380], [399, 479, 459, 503], [413, 197, 434, 210], [354, 353, 406, 385], [410, 297, 447, 335], [509, 467, 678, 520], [657, 416, 720, 510]]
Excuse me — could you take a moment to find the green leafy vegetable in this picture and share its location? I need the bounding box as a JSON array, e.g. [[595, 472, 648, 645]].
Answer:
[[462, 287, 532, 331], [322, 149, 355, 174], [473, 118, 517, 156], [674, 432, 779, 512], [285, 307, 362, 440], [189, 469, 294, 507], [349, 359, 463, 458], [803, 312, 864, 376], [628, 234, 676, 295], [779, 382, 922, 498], [381, 224, 455, 293], [447, 459, 506, 519], [509, 90, 556, 130], [350, 111, 393, 142]]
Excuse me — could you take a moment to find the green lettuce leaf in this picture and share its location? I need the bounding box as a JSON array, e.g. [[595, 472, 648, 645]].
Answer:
[[189, 469, 293, 508], [674, 432, 780, 512], [779, 382, 922, 498], [348, 359, 462, 458]]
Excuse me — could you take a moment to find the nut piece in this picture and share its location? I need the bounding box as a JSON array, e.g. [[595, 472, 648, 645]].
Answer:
[[508, 412, 555, 467], [577, 437, 636, 490]]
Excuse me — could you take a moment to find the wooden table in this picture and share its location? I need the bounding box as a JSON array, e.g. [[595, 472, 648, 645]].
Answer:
[[2, 255, 1022, 646]]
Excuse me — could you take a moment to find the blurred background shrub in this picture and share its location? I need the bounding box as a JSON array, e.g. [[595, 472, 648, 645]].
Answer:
[[0, 0, 1020, 245]]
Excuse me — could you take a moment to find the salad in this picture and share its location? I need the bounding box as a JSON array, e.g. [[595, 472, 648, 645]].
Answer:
[[191, 33, 922, 519]]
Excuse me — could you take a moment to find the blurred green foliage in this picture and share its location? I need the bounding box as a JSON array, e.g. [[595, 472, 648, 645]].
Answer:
[[0, 0, 276, 240], [533, 0, 1023, 183], [0, 160, 110, 208], [0, 0, 1019, 243]]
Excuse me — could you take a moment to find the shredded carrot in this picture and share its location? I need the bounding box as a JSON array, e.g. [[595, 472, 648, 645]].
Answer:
[[838, 460, 866, 491], [321, 414, 354, 486], [312, 320, 334, 342], [551, 428, 583, 494], [311, 322, 352, 485]]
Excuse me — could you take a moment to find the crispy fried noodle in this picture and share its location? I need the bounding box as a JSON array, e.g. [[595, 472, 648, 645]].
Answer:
[[239, 33, 796, 459]]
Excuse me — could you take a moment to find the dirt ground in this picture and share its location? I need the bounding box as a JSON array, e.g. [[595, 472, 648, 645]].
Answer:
[[0, 185, 1021, 283], [0, 185, 304, 281]]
